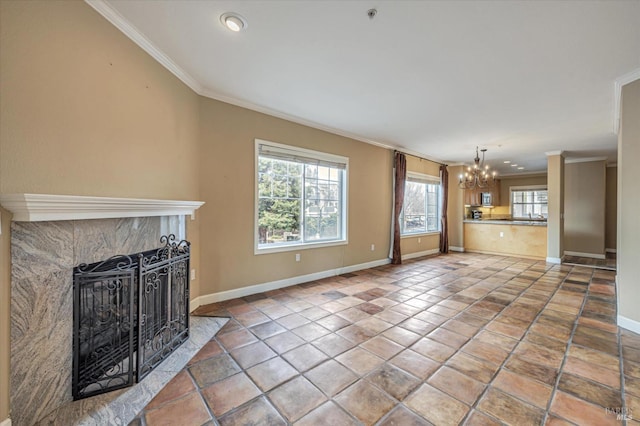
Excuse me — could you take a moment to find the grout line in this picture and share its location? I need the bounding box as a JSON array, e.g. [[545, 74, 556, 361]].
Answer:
[[618, 314, 628, 426], [541, 267, 593, 425], [562, 261, 616, 271], [461, 262, 573, 424], [377, 257, 557, 423], [184, 350, 219, 424], [195, 388, 217, 425], [411, 257, 558, 421], [138, 254, 619, 425]]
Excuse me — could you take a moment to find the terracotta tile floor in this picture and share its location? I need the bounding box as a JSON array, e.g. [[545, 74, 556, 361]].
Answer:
[[563, 252, 616, 271], [130, 252, 639, 425]]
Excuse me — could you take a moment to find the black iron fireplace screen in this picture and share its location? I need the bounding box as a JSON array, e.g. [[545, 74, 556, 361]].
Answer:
[[72, 235, 190, 400]]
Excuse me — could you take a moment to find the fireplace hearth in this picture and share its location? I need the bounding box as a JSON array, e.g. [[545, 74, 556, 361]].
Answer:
[[73, 235, 190, 400]]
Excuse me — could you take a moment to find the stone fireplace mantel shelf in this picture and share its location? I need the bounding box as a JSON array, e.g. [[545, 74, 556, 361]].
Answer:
[[0, 193, 205, 222]]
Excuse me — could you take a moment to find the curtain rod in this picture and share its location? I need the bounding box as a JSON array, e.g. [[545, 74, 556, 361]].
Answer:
[[394, 150, 448, 167]]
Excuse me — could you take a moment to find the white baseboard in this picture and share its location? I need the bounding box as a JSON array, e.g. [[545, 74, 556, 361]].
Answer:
[[402, 248, 440, 261], [606, 248, 617, 253], [449, 246, 465, 252], [190, 258, 391, 311], [337, 258, 391, 274], [1, 418, 12, 426], [546, 256, 563, 264], [618, 315, 640, 334], [615, 273, 620, 314], [564, 251, 606, 260]]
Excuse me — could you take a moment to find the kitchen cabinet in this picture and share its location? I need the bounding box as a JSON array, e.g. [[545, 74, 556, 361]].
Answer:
[[463, 187, 477, 206], [463, 179, 501, 206], [490, 180, 501, 206], [463, 186, 482, 206]]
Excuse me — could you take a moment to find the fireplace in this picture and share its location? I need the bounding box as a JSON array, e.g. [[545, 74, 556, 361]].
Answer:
[[1, 193, 205, 426], [73, 235, 190, 400]]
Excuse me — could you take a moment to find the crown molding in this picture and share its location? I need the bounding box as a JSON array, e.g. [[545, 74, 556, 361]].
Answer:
[[498, 171, 547, 178], [614, 68, 640, 135], [85, 0, 203, 94], [84, 1, 448, 166], [0, 194, 205, 222], [564, 156, 608, 164]]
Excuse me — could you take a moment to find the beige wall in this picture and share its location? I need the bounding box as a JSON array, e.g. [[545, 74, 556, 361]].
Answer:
[[564, 160, 606, 256], [0, 1, 200, 200], [401, 233, 439, 257], [405, 155, 440, 177], [606, 166, 617, 251], [198, 97, 392, 295], [0, 0, 202, 294], [0, 208, 11, 422], [0, 2, 204, 419], [547, 154, 565, 261], [498, 175, 547, 208], [618, 79, 640, 324], [447, 165, 465, 249]]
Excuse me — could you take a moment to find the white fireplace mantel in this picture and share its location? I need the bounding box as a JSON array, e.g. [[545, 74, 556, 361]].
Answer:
[[0, 193, 205, 222]]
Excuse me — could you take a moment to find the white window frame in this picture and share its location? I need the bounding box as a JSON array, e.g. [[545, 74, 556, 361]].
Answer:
[[400, 171, 442, 237], [509, 185, 548, 219], [255, 139, 349, 254]]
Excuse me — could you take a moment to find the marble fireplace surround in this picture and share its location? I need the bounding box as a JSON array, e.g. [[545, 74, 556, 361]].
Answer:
[[1, 194, 210, 426]]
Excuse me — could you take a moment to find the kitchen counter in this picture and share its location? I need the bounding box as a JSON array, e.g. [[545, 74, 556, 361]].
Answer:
[[464, 221, 547, 259], [463, 219, 547, 226]]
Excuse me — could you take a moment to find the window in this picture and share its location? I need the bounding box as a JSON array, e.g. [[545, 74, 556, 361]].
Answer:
[[511, 187, 548, 219], [256, 140, 348, 252], [400, 172, 441, 235]]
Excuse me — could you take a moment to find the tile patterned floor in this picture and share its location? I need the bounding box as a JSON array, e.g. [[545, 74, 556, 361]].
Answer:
[[130, 252, 640, 425], [563, 252, 617, 271]]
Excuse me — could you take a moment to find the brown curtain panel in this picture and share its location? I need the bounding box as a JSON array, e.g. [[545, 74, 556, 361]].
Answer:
[[439, 164, 449, 253], [392, 152, 407, 264]]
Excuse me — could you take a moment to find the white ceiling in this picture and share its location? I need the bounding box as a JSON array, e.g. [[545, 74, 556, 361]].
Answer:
[[94, 0, 640, 175]]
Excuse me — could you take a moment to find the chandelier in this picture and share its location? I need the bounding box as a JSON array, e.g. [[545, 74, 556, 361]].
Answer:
[[458, 146, 497, 189]]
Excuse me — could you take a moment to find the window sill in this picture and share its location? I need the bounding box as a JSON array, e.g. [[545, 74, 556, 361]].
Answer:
[[401, 231, 440, 239], [255, 239, 347, 255]]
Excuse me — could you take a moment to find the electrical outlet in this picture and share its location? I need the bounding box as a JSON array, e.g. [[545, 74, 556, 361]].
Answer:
[[499, 232, 504, 238], [191, 269, 196, 280], [295, 253, 301, 262], [370, 244, 375, 251]]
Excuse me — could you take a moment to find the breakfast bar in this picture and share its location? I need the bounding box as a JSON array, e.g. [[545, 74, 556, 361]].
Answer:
[[463, 219, 547, 259]]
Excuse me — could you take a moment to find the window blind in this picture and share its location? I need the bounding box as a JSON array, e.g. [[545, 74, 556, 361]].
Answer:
[[406, 171, 440, 185], [258, 143, 347, 170]]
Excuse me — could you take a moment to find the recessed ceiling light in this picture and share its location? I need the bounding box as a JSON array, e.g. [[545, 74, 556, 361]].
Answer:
[[518, 167, 524, 170], [220, 12, 247, 32], [503, 160, 511, 164], [511, 164, 518, 167]]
